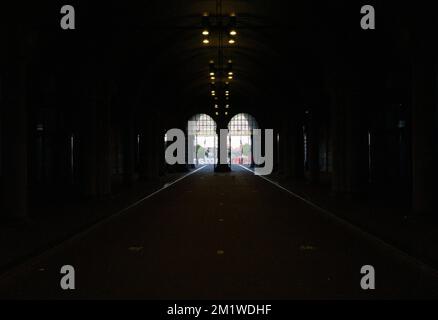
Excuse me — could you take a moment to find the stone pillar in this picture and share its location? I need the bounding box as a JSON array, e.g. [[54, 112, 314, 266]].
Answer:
[[369, 104, 389, 190], [165, 121, 189, 173], [272, 128, 280, 174], [186, 127, 196, 170], [0, 76, 2, 194], [411, 58, 438, 214], [214, 118, 231, 172], [273, 127, 286, 178], [123, 108, 138, 185], [1, 32, 29, 219], [144, 116, 161, 181], [158, 127, 167, 177], [138, 128, 148, 179], [290, 117, 305, 179], [330, 83, 369, 196], [78, 81, 112, 197], [278, 118, 293, 179], [307, 109, 321, 184], [250, 133, 255, 168]]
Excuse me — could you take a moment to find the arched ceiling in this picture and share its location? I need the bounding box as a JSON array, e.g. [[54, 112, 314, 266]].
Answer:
[[11, 1, 415, 126], [107, 0, 335, 117]]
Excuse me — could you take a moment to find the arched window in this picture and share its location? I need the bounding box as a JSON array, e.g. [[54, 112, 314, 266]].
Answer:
[[188, 114, 218, 165], [228, 113, 259, 165]]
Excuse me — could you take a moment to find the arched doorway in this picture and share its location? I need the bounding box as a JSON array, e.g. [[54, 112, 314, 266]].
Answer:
[[227, 113, 259, 166], [188, 114, 218, 166]]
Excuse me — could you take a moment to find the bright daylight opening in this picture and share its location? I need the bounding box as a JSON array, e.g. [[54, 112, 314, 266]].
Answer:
[[188, 114, 218, 166], [227, 113, 259, 166]]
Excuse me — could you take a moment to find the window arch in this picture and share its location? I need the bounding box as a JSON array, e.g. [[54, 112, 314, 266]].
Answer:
[[227, 113, 259, 165], [188, 114, 217, 136], [228, 113, 259, 136], [188, 114, 218, 165]]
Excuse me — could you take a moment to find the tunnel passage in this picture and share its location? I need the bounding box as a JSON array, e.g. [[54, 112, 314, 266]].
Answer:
[[0, 0, 438, 301]]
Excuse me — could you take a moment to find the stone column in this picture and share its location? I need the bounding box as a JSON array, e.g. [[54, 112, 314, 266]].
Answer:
[[290, 116, 305, 179], [307, 109, 321, 184], [279, 118, 293, 179], [272, 127, 280, 174], [411, 57, 438, 214], [250, 133, 255, 168], [1, 31, 29, 219], [330, 82, 369, 196], [214, 118, 231, 172], [123, 108, 138, 185], [144, 115, 161, 181], [78, 80, 112, 197], [186, 126, 196, 170]]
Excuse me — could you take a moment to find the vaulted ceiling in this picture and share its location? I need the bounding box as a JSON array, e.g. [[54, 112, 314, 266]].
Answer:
[[3, 1, 417, 127]]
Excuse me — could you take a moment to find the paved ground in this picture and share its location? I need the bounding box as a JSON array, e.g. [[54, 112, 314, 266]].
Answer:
[[0, 173, 186, 273], [1, 165, 438, 299]]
